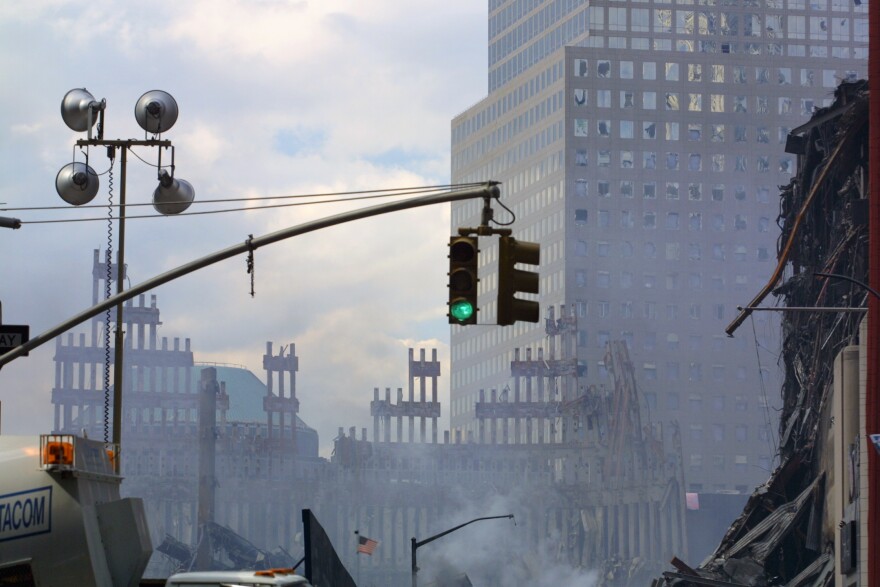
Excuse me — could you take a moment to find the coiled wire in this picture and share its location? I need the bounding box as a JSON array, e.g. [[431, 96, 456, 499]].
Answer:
[[102, 160, 115, 444]]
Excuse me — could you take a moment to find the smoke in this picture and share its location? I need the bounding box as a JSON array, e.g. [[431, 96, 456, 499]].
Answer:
[[416, 486, 599, 587]]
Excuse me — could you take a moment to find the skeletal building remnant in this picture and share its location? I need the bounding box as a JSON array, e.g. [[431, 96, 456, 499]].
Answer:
[[263, 341, 299, 452], [52, 253, 685, 585], [370, 348, 441, 444]]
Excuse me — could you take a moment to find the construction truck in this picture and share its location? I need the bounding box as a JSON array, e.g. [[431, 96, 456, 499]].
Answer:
[[0, 434, 151, 586]]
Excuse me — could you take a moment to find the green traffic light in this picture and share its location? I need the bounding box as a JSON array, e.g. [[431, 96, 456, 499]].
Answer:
[[450, 299, 475, 322]]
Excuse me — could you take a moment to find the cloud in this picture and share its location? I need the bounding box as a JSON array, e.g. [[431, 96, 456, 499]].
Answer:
[[0, 0, 486, 457]]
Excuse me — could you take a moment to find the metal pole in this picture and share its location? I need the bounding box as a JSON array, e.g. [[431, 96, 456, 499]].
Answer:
[[411, 536, 417, 587], [0, 183, 500, 368], [111, 146, 126, 473]]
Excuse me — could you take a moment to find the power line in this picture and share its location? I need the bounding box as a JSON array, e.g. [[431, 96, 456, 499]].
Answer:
[[20, 186, 475, 225], [2, 183, 484, 212]]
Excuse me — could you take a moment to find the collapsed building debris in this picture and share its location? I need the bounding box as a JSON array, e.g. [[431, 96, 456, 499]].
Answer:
[[156, 522, 296, 573], [654, 80, 869, 586]]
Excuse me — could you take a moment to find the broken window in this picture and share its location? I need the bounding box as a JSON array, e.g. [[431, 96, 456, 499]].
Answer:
[[655, 9, 673, 32], [756, 96, 768, 114], [779, 97, 793, 114]]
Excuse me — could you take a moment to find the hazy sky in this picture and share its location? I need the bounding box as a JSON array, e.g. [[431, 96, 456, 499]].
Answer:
[[0, 0, 487, 455]]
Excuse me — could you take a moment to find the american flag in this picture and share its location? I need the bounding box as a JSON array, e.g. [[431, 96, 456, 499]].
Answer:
[[357, 535, 379, 556]]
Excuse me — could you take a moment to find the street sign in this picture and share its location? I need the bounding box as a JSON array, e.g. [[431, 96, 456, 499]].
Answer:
[[0, 325, 29, 356]]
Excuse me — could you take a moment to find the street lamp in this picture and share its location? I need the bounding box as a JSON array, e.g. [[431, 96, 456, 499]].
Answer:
[[410, 514, 515, 587], [56, 88, 194, 472]]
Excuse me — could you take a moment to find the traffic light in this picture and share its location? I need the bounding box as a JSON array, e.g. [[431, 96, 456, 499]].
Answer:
[[497, 235, 540, 325], [448, 236, 479, 325]]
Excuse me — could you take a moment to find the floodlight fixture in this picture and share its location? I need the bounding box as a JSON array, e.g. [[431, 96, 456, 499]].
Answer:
[[153, 170, 194, 215], [55, 87, 193, 474], [135, 90, 179, 134], [55, 162, 100, 205], [60, 88, 105, 135]]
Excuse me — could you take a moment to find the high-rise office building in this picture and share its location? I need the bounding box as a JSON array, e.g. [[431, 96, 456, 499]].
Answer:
[[450, 0, 867, 491]]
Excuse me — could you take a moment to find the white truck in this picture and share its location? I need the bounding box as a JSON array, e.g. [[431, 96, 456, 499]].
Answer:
[[165, 569, 311, 586], [0, 434, 151, 586]]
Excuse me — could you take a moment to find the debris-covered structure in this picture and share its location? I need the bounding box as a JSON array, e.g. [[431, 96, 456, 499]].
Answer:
[[653, 80, 869, 587], [50, 253, 687, 585]]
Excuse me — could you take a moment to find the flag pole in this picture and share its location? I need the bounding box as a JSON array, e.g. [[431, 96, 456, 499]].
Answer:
[[354, 530, 361, 586]]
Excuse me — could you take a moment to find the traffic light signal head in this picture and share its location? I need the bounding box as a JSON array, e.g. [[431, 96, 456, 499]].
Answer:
[[497, 235, 540, 326], [448, 236, 479, 324]]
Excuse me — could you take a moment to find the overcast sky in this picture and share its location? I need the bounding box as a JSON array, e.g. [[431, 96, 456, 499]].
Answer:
[[0, 0, 487, 455]]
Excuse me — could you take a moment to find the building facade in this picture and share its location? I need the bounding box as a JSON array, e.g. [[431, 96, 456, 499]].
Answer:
[[450, 0, 867, 492]]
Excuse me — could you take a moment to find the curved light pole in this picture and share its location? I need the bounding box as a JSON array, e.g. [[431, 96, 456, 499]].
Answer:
[[410, 514, 515, 587], [57, 88, 194, 473]]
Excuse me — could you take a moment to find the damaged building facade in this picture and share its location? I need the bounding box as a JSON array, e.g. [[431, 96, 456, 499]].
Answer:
[[653, 81, 869, 587], [50, 252, 686, 585], [450, 0, 868, 503]]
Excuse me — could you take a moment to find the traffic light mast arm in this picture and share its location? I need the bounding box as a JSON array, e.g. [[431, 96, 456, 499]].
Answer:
[[0, 182, 501, 368]]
